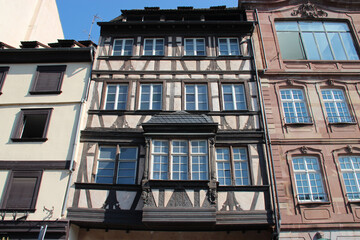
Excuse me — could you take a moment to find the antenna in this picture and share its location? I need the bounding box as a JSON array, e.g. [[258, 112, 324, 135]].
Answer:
[[88, 14, 103, 40]]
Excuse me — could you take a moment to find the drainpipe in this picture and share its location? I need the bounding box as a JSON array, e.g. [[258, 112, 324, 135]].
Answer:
[[255, 9, 268, 72], [61, 47, 94, 217], [251, 28, 281, 239]]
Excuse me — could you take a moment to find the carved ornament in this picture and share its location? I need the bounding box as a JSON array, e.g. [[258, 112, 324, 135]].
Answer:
[[300, 146, 309, 154], [291, 2, 328, 18]]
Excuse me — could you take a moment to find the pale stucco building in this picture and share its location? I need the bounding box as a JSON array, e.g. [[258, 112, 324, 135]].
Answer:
[[0, 40, 95, 238], [0, 0, 64, 48]]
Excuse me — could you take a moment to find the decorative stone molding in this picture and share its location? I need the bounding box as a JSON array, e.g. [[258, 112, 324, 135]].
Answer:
[[291, 2, 328, 18], [300, 146, 309, 154], [346, 145, 353, 153], [287, 79, 294, 86], [327, 79, 335, 86]]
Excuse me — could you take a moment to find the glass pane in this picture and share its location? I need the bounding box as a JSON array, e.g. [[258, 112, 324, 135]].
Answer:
[[324, 22, 349, 32], [314, 33, 334, 60], [277, 32, 305, 60], [341, 32, 359, 60], [275, 22, 299, 31], [99, 147, 116, 159], [302, 32, 320, 60], [299, 21, 324, 31]]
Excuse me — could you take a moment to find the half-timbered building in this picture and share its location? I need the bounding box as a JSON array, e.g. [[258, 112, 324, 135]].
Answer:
[[67, 6, 277, 240]]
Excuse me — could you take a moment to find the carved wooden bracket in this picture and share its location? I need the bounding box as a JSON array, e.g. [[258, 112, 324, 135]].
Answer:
[[291, 2, 328, 18]]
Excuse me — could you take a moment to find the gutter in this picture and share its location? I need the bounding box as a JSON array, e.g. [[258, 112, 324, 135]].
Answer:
[[251, 33, 281, 239], [61, 47, 94, 217], [255, 9, 268, 72]]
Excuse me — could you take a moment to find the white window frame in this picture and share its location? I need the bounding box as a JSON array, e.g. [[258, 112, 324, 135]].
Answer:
[[292, 156, 327, 202], [143, 38, 164, 56], [218, 38, 240, 56], [185, 84, 208, 111], [112, 39, 134, 56], [280, 89, 311, 123], [150, 139, 209, 180], [216, 147, 250, 186], [139, 84, 162, 110], [184, 38, 206, 56], [321, 89, 353, 123], [222, 84, 247, 110], [339, 156, 360, 201], [104, 84, 128, 110], [96, 146, 138, 184]]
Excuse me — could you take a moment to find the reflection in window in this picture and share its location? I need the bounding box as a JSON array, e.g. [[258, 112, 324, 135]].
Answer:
[[151, 140, 208, 180], [139, 84, 162, 110], [96, 146, 138, 184], [292, 157, 327, 202], [185, 84, 208, 110], [105, 84, 128, 110], [275, 21, 359, 60], [113, 39, 133, 56], [339, 156, 360, 200], [185, 38, 206, 56], [218, 38, 240, 56], [216, 147, 249, 186], [144, 38, 164, 56], [280, 89, 311, 123], [321, 89, 353, 123], [222, 84, 246, 110]]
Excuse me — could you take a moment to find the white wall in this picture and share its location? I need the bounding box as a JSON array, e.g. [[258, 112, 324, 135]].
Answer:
[[0, 0, 64, 47]]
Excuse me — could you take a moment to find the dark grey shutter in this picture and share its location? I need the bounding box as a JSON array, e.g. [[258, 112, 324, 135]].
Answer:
[[33, 65, 66, 92], [6, 177, 37, 209]]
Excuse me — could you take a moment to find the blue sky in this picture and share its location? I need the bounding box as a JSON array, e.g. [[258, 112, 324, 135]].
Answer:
[[56, 0, 238, 44]]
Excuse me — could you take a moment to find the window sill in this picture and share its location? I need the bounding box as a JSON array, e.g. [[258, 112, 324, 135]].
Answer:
[[283, 59, 360, 63], [297, 201, 331, 206], [328, 121, 357, 126], [29, 91, 62, 95], [0, 208, 35, 213], [11, 137, 47, 142], [284, 122, 313, 126], [74, 182, 141, 191]]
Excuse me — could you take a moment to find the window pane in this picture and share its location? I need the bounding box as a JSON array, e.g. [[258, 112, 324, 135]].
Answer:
[[277, 32, 305, 60], [293, 157, 327, 202], [302, 32, 320, 60], [341, 32, 359, 60], [328, 33, 347, 60], [314, 33, 334, 60], [275, 22, 299, 31]]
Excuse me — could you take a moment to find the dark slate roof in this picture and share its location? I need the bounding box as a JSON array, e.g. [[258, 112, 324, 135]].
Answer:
[[144, 111, 214, 125]]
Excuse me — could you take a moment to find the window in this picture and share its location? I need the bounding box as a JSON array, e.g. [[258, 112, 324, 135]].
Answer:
[[292, 157, 327, 202], [184, 38, 206, 56], [0, 66, 9, 94], [113, 39, 133, 56], [30, 65, 66, 94], [143, 38, 164, 56], [185, 84, 208, 110], [222, 84, 246, 110], [139, 84, 162, 110], [321, 89, 354, 123], [1, 171, 42, 210], [218, 38, 240, 56], [11, 108, 52, 142], [104, 84, 128, 110], [280, 89, 311, 123], [275, 21, 359, 60], [339, 156, 360, 200], [151, 140, 208, 180], [96, 146, 138, 184], [216, 147, 250, 186]]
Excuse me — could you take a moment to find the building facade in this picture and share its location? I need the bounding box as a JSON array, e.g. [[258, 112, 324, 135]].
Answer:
[[0, 40, 94, 239], [0, 0, 64, 48], [67, 7, 278, 239], [245, 0, 360, 239]]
